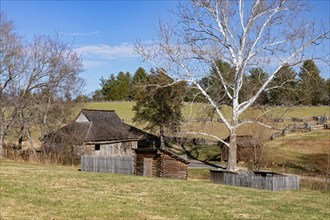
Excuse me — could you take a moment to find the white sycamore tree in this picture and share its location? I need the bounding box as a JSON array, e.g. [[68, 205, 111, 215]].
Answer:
[[136, 0, 329, 171]]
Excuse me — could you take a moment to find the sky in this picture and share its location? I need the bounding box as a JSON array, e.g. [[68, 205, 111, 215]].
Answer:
[[1, 0, 330, 94]]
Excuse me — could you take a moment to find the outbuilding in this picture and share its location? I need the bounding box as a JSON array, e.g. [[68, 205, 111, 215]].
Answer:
[[44, 109, 189, 179], [135, 148, 189, 179]]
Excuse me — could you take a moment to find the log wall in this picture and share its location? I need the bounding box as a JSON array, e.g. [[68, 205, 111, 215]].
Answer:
[[161, 153, 188, 180]]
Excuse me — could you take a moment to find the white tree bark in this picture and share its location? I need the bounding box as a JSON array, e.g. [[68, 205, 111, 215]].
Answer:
[[135, 0, 329, 171]]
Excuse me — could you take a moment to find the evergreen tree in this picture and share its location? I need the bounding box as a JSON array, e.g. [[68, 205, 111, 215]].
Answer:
[[245, 68, 269, 105], [131, 67, 148, 100], [100, 74, 117, 101], [100, 71, 132, 101], [116, 71, 132, 101], [326, 79, 330, 105], [268, 64, 298, 105], [299, 60, 327, 105], [132, 68, 186, 148], [198, 60, 235, 105]]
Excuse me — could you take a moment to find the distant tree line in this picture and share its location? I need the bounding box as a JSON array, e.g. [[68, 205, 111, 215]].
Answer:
[[95, 60, 329, 106]]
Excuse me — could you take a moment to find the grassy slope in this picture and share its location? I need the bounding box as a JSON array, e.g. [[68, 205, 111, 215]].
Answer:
[[267, 130, 330, 174], [84, 102, 330, 122], [83, 102, 330, 138], [0, 160, 329, 220]]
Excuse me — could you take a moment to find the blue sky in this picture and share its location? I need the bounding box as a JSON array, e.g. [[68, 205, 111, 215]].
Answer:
[[1, 0, 329, 94]]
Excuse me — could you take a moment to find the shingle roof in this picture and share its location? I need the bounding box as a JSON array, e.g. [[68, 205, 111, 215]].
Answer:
[[72, 109, 156, 143], [134, 148, 189, 164]]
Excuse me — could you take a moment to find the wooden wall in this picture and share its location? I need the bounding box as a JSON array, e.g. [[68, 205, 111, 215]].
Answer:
[[160, 153, 188, 180], [135, 150, 188, 180], [81, 155, 134, 174], [135, 152, 160, 177], [84, 141, 137, 157], [210, 170, 300, 191]]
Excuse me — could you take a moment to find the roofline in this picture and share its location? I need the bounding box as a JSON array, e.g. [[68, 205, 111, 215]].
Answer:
[[81, 109, 116, 112], [84, 139, 142, 145], [159, 149, 189, 164], [74, 108, 116, 123], [134, 148, 189, 164]]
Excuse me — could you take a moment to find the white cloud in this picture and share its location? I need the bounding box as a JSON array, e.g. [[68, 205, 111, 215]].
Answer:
[[61, 31, 100, 36], [74, 43, 139, 60], [83, 60, 109, 69]]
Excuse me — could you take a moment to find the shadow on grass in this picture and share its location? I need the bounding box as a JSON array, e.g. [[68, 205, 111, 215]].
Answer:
[[181, 143, 224, 169]]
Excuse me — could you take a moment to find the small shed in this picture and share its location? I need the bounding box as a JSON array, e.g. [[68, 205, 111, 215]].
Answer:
[[134, 148, 189, 179]]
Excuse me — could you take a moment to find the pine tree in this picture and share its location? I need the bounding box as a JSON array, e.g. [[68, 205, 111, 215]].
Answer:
[[100, 71, 132, 101], [132, 68, 186, 148], [245, 68, 269, 105], [131, 67, 148, 100], [268, 64, 298, 106], [299, 60, 327, 105]]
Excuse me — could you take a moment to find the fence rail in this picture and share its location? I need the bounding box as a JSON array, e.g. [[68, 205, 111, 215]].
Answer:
[[210, 170, 299, 191], [81, 155, 134, 175]]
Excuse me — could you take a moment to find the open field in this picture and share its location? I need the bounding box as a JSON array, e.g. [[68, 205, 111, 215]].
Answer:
[[267, 130, 330, 176], [84, 102, 330, 122], [82, 102, 330, 139], [0, 160, 329, 220]]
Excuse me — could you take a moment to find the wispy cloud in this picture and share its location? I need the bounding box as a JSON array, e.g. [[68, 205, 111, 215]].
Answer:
[[75, 43, 139, 60], [61, 31, 100, 36], [83, 60, 109, 69]]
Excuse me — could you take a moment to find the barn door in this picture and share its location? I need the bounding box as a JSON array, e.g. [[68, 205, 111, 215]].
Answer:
[[143, 158, 153, 177]]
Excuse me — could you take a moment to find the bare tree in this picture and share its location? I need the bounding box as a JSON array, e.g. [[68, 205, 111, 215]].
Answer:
[[0, 13, 84, 158], [135, 0, 329, 171]]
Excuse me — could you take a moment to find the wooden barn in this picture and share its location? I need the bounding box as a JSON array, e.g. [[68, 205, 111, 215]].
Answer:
[[219, 135, 263, 163], [44, 109, 189, 179], [135, 148, 189, 179]]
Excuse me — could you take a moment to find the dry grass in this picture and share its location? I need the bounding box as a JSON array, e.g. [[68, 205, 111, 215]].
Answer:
[[265, 130, 330, 191], [1, 160, 329, 220]]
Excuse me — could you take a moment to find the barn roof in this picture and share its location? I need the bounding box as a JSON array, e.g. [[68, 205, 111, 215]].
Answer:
[[134, 148, 189, 164], [52, 109, 157, 144]]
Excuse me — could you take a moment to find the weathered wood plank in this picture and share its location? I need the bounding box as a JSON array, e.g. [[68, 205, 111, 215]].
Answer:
[[81, 155, 134, 175], [210, 170, 299, 191]]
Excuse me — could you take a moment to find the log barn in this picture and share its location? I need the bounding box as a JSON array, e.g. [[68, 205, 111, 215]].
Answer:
[[135, 148, 189, 179]]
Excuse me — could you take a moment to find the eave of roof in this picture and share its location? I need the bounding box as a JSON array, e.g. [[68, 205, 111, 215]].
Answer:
[[134, 148, 189, 164]]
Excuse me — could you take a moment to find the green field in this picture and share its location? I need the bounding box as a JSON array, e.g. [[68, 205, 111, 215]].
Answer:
[[82, 102, 330, 139], [0, 160, 329, 220], [83, 102, 330, 123]]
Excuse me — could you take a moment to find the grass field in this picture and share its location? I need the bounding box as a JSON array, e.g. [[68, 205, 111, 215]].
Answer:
[[83, 102, 330, 138], [267, 130, 330, 177], [0, 160, 329, 220], [83, 102, 330, 122]]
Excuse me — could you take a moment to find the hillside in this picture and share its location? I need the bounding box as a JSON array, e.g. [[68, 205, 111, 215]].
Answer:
[[0, 160, 329, 220], [83, 102, 330, 139]]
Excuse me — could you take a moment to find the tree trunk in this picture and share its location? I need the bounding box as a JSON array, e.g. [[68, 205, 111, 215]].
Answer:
[[26, 128, 38, 161], [227, 128, 238, 171], [160, 125, 165, 149], [0, 132, 3, 159]]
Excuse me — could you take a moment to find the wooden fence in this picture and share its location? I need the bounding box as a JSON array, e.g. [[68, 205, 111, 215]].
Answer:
[[210, 170, 299, 191], [81, 155, 134, 175]]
